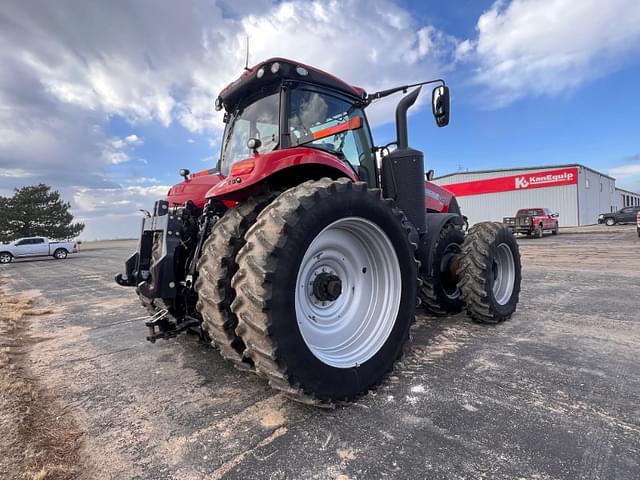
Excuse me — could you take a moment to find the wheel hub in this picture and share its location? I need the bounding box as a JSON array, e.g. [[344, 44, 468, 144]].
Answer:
[[440, 247, 461, 299], [312, 272, 342, 302]]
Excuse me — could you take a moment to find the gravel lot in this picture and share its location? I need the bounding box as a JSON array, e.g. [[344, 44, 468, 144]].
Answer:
[[2, 226, 639, 479]]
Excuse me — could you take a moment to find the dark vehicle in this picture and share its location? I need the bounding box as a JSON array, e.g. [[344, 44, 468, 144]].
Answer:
[[503, 208, 559, 238], [115, 58, 522, 406], [598, 206, 640, 226]]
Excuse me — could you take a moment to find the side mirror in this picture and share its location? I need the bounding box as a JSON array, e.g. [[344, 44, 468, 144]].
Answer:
[[432, 85, 450, 128], [425, 169, 435, 181], [179, 168, 190, 179], [247, 137, 262, 152]]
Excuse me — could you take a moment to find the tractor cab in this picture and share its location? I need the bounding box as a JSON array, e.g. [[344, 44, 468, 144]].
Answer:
[[213, 58, 377, 193]]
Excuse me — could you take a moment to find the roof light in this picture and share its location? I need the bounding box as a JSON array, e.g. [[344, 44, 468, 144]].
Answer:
[[270, 62, 280, 74], [214, 97, 223, 111], [296, 66, 308, 76], [256, 67, 265, 78]]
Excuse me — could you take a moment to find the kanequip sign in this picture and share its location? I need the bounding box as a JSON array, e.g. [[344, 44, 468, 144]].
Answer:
[[441, 167, 578, 197]]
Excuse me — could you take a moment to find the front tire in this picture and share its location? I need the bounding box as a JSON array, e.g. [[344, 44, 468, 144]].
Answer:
[[458, 222, 521, 324], [232, 178, 418, 404], [0, 252, 13, 264], [419, 223, 464, 316], [605, 218, 615, 226], [552, 222, 559, 235]]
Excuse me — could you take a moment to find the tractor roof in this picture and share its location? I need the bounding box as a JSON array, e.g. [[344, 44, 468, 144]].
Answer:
[[217, 58, 366, 111]]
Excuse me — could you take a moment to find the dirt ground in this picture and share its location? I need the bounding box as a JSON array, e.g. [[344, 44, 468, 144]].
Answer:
[[1, 224, 638, 479]]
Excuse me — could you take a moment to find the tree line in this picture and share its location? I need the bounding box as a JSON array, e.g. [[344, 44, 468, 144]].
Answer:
[[0, 184, 84, 242]]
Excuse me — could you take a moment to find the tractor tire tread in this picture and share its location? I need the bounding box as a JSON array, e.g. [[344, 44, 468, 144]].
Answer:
[[232, 178, 417, 407], [195, 193, 277, 371], [458, 221, 520, 324], [419, 222, 464, 316]]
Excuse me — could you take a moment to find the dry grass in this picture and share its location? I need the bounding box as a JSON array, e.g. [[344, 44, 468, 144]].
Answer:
[[0, 277, 82, 480]]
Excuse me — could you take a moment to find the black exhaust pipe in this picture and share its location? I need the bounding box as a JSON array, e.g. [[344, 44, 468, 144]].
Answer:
[[381, 87, 426, 233], [395, 86, 422, 149]]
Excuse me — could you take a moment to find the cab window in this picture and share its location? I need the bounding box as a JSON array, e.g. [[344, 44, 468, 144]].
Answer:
[[288, 88, 375, 184], [220, 91, 280, 176]]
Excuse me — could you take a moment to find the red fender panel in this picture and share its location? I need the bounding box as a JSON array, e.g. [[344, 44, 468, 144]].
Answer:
[[205, 147, 358, 201]]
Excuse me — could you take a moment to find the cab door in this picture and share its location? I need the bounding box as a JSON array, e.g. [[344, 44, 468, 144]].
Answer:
[[620, 207, 635, 223], [544, 209, 554, 229], [13, 239, 32, 257], [31, 238, 48, 255]]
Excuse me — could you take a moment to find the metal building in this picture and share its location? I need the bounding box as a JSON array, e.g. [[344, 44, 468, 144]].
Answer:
[[432, 164, 638, 227], [616, 187, 640, 208]]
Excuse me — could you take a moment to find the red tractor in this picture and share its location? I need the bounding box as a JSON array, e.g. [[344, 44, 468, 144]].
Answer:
[[116, 58, 521, 406]]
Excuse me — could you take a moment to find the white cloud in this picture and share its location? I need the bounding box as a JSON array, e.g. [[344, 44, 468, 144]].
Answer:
[[100, 135, 144, 165], [74, 185, 170, 214], [610, 164, 640, 177], [0, 168, 32, 178], [609, 156, 640, 192], [463, 0, 640, 105]]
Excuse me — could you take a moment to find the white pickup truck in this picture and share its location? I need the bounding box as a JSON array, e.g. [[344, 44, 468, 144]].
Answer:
[[0, 237, 78, 264]]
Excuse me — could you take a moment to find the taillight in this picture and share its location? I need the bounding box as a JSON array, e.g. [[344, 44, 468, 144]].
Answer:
[[230, 159, 255, 176]]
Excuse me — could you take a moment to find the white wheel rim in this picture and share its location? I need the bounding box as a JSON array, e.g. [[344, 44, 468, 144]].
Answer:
[[294, 217, 402, 368], [0, 254, 10, 263], [492, 243, 515, 306]]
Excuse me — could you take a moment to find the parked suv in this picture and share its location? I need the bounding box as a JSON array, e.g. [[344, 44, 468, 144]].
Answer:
[[598, 206, 640, 226], [503, 208, 559, 238], [637, 211, 640, 237]]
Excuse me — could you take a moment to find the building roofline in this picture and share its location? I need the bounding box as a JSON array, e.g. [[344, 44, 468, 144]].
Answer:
[[615, 186, 640, 196], [434, 163, 616, 182]]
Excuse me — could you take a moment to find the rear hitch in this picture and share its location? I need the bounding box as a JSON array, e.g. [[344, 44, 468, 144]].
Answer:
[[145, 309, 202, 343]]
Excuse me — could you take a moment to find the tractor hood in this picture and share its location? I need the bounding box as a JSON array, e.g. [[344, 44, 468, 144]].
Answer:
[[167, 170, 225, 208]]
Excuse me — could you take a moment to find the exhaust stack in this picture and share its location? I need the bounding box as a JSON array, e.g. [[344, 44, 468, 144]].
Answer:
[[395, 87, 422, 149], [380, 87, 426, 233]]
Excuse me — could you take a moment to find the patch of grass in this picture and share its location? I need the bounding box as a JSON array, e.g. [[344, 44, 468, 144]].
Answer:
[[0, 277, 82, 480]]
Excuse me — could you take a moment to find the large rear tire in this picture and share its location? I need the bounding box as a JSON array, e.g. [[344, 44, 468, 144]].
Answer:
[[419, 223, 464, 316], [195, 194, 277, 372], [457, 222, 521, 324], [232, 178, 418, 405]]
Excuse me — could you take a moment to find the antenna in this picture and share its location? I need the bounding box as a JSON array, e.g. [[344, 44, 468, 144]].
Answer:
[[244, 36, 250, 71]]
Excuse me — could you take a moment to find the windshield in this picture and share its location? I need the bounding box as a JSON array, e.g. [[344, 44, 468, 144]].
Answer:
[[220, 91, 280, 176], [288, 89, 363, 165]]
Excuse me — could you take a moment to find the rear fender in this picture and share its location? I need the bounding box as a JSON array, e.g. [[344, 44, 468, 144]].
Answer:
[[205, 147, 358, 202], [425, 181, 455, 213]]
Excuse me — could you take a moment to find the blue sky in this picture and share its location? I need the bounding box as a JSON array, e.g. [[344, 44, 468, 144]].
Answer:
[[1, 0, 639, 239]]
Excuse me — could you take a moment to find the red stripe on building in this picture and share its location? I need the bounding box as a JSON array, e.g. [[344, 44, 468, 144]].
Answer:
[[441, 167, 578, 197]]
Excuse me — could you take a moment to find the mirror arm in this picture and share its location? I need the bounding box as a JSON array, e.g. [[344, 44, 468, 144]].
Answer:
[[365, 79, 446, 106]]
